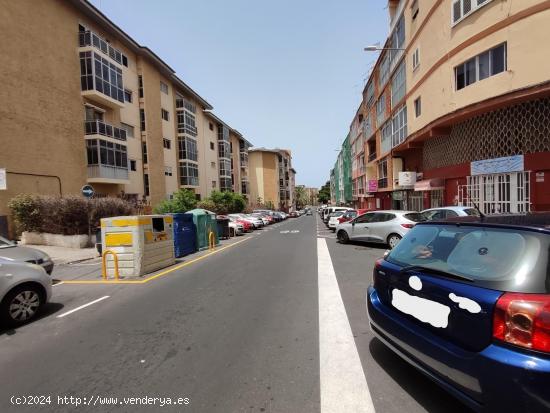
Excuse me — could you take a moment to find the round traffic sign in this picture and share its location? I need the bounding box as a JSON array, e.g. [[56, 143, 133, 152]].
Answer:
[[81, 185, 95, 198]]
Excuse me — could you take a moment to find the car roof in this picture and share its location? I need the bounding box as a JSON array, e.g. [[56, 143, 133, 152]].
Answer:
[[369, 210, 418, 214], [418, 212, 550, 234], [421, 206, 472, 212]]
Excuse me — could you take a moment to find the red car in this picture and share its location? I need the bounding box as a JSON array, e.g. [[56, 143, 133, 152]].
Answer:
[[337, 208, 371, 224], [230, 217, 252, 232]]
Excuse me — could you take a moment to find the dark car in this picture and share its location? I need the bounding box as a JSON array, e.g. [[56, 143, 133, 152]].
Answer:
[[367, 213, 550, 412]]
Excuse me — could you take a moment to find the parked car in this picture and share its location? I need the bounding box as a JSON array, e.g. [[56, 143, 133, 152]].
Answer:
[[306, 210, 312, 216], [289, 211, 298, 218], [420, 206, 481, 221], [367, 213, 550, 412], [323, 207, 352, 223], [229, 214, 263, 229], [228, 221, 243, 236], [0, 261, 52, 327], [0, 236, 54, 275], [337, 208, 371, 225], [328, 211, 346, 230], [335, 210, 421, 248], [251, 213, 270, 226]]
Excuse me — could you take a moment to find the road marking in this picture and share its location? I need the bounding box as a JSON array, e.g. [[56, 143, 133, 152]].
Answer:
[[317, 238, 375, 413], [57, 296, 110, 318], [280, 230, 290, 234]]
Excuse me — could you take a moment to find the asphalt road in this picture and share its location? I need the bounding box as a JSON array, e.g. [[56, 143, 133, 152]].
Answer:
[[0, 214, 471, 413]]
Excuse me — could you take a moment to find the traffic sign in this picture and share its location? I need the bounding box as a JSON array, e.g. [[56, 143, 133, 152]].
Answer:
[[81, 185, 95, 198]]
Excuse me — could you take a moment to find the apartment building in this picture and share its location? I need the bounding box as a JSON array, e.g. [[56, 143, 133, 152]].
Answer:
[[332, 134, 352, 206], [248, 148, 296, 211], [0, 0, 255, 235], [345, 0, 550, 214]]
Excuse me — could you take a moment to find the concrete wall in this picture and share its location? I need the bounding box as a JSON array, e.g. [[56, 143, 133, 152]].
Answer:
[[199, 113, 220, 199]]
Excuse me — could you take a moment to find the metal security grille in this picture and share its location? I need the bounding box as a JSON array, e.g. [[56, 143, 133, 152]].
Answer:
[[430, 189, 444, 208], [403, 191, 423, 211], [424, 97, 550, 170], [458, 172, 530, 214]]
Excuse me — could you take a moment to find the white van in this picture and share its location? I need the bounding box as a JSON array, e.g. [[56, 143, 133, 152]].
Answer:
[[322, 207, 352, 223]]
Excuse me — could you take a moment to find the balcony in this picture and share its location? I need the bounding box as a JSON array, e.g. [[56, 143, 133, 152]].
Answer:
[[368, 152, 377, 162], [85, 120, 126, 141], [241, 181, 249, 195], [378, 178, 388, 188], [87, 165, 129, 183], [240, 152, 248, 168], [79, 30, 124, 65], [359, 166, 366, 174]]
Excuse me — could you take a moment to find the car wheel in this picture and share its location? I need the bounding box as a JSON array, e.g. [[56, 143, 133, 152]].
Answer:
[[1, 284, 44, 327], [387, 233, 402, 249], [337, 230, 349, 244]]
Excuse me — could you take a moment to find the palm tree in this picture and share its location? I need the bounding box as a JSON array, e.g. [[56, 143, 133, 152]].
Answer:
[[294, 186, 308, 209]]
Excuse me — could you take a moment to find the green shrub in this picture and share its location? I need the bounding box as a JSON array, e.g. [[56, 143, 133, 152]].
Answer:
[[7, 194, 42, 233], [196, 200, 216, 212], [153, 189, 197, 214], [90, 197, 134, 228]]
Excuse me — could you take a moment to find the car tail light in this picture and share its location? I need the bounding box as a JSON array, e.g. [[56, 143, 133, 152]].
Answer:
[[374, 258, 384, 270], [338, 217, 345, 223], [493, 293, 550, 353], [401, 223, 414, 229]]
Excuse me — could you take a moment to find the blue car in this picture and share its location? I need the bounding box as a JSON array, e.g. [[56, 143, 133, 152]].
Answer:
[[367, 214, 550, 412]]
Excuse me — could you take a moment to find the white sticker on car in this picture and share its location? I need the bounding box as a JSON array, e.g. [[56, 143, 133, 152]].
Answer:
[[408, 275, 422, 291], [392, 288, 450, 328], [449, 293, 482, 314]]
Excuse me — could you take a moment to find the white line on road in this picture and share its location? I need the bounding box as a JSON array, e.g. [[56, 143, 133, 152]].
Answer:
[[56, 296, 110, 318], [317, 238, 375, 413]]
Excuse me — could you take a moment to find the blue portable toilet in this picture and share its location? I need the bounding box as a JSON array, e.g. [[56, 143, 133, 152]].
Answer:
[[172, 213, 197, 258]]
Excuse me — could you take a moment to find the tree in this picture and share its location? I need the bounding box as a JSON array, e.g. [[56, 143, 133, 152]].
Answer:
[[318, 181, 331, 204], [294, 186, 308, 209], [153, 189, 197, 213], [200, 191, 247, 215]]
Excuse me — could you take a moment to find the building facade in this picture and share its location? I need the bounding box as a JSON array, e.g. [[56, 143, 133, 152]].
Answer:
[[337, 0, 550, 214], [248, 148, 296, 211], [0, 0, 256, 235]]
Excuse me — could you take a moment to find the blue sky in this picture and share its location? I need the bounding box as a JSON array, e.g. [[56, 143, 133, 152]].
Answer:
[[90, 0, 388, 188]]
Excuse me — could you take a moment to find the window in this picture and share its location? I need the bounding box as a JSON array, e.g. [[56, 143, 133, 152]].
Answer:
[[212, 180, 217, 188], [365, 81, 375, 106], [452, 0, 492, 25], [378, 53, 390, 88], [211, 162, 216, 168], [219, 159, 231, 178], [378, 158, 388, 188], [160, 81, 168, 94], [79, 51, 124, 102], [220, 177, 232, 192], [164, 166, 172, 176], [210, 142, 215, 150], [122, 54, 128, 67], [86, 139, 127, 169], [209, 122, 214, 131], [161, 109, 169, 121], [179, 162, 199, 186], [178, 136, 198, 161], [391, 61, 406, 108], [130, 160, 137, 171], [392, 105, 408, 147], [455, 43, 507, 90], [414, 97, 421, 117], [390, 16, 405, 68], [381, 122, 392, 154], [176, 111, 197, 136], [124, 89, 132, 103], [411, 0, 419, 20], [412, 48, 420, 71], [140, 109, 146, 132], [376, 94, 386, 127], [142, 141, 148, 164], [138, 75, 143, 98], [218, 141, 231, 159], [144, 173, 149, 197], [120, 123, 134, 138], [163, 138, 171, 149]]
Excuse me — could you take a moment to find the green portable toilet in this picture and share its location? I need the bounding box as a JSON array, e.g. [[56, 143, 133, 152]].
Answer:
[[186, 209, 219, 250]]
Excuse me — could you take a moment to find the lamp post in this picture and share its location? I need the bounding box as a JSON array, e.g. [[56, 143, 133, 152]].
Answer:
[[364, 45, 406, 52]]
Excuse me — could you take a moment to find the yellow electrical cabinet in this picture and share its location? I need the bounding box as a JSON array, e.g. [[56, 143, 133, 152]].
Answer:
[[100, 215, 175, 277]]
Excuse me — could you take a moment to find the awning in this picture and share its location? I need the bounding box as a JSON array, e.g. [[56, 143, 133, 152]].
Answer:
[[414, 178, 445, 191]]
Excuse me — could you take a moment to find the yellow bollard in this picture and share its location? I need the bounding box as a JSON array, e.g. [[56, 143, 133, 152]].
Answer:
[[208, 231, 215, 250], [102, 249, 120, 280]]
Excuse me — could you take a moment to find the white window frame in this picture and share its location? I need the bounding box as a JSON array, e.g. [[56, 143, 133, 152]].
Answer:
[[452, 0, 492, 27], [412, 47, 420, 71], [414, 97, 421, 118], [160, 81, 169, 94]]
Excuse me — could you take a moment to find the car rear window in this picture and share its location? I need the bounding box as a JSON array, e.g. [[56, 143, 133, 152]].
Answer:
[[403, 212, 422, 222], [386, 224, 550, 293], [464, 208, 481, 216]]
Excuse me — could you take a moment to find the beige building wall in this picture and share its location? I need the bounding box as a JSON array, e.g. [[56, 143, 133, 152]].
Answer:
[[248, 150, 281, 207], [199, 112, 220, 198], [160, 76, 178, 197], [230, 132, 241, 193], [406, 0, 550, 135]]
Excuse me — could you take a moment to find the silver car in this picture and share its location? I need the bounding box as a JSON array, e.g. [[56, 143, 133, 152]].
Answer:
[[0, 261, 52, 326], [335, 210, 422, 249], [0, 236, 54, 274]]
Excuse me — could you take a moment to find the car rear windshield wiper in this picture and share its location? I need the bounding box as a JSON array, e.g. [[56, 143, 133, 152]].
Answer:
[[399, 265, 474, 282]]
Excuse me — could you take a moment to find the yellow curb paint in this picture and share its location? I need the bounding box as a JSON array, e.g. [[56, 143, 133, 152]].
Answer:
[[60, 237, 252, 285]]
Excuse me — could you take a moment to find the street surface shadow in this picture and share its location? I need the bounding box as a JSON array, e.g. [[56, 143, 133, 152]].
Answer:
[[344, 240, 388, 250], [0, 302, 64, 337], [369, 337, 473, 413]]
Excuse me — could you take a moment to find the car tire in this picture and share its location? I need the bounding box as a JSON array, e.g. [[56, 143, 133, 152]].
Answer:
[[387, 233, 402, 249], [0, 284, 45, 327], [337, 230, 349, 244]]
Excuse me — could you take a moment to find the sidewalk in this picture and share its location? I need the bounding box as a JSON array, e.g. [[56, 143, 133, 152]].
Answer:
[[25, 245, 99, 265]]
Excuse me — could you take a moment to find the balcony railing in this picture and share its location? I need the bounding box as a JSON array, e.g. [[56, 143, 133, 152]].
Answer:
[[85, 120, 127, 141], [368, 152, 377, 162], [79, 30, 123, 65], [378, 178, 388, 188], [87, 165, 128, 181], [359, 166, 366, 174], [240, 152, 248, 167]]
